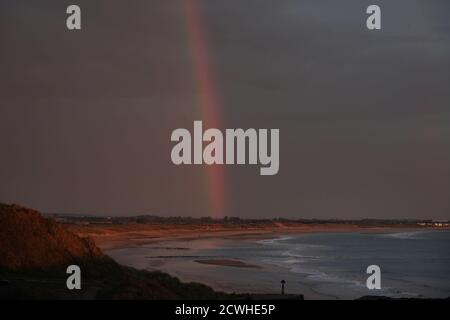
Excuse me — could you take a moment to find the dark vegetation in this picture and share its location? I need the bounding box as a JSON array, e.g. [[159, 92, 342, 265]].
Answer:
[[48, 210, 443, 227]]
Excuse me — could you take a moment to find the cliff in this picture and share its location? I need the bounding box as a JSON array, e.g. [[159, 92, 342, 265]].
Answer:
[[0, 203, 224, 299], [0, 204, 103, 270]]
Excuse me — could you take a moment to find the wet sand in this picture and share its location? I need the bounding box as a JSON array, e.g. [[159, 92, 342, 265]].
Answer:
[[195, 259, 261, 268], [104, 235, 336, 299]]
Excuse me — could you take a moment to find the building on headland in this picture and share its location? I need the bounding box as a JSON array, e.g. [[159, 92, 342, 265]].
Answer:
[[417, 220, 450, 228]]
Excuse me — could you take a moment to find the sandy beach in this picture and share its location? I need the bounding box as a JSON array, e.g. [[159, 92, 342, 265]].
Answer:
[[70, 222, 439, 251], [94, 226, 449, 299], [65, 222, 450, 299]]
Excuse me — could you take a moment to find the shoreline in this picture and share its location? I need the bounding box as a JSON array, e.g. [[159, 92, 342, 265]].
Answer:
[[70, 223, 449, 251], [86, 225, 449, 299], [3, 203, 448, 300]]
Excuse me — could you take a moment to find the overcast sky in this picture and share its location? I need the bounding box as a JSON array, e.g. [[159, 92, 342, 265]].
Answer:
[[1, 0, 449, 219]]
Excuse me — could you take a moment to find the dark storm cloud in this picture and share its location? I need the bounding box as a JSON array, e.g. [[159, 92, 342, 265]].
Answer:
[[1, 0, 449, 218]]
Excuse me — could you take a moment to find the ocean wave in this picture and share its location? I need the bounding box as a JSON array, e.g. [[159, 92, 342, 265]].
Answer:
[[287, 264, 370, 294], [257, 236, 294, 245], [379, 231, 428, 240], [281, 250, 323, 261]]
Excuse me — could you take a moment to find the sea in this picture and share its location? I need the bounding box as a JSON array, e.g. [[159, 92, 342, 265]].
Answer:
[[106, 230, 450, 299]]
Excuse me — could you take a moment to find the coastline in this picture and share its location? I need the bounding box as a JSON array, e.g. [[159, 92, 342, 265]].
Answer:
[[74, 223, 449, 299], [70, 223, 447, 251], [2, 205, 448, 300]]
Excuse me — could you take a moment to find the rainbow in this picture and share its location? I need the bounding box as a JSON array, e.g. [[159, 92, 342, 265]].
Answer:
[[182, 0, 228, 218]]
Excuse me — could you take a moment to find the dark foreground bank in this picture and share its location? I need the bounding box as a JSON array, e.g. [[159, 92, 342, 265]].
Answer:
[[0, 203, 304, 300]]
